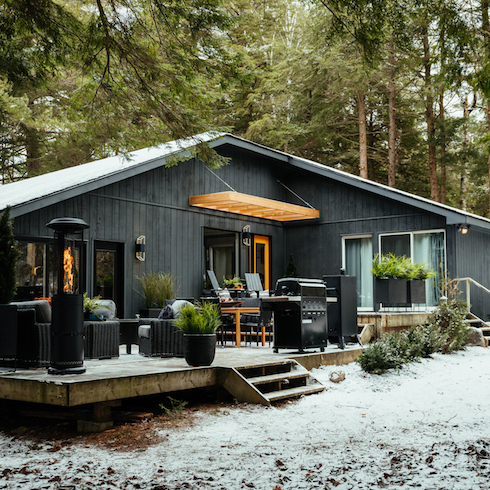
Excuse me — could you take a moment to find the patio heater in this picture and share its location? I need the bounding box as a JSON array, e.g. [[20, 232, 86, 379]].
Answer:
[[46, 217, 89, 375]]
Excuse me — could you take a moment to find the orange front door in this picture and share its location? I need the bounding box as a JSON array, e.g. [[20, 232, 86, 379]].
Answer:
[[254, 235, 270, 290]]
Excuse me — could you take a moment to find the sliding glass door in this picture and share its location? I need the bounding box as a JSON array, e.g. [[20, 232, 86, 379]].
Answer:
[[343, 236, 373, 309]]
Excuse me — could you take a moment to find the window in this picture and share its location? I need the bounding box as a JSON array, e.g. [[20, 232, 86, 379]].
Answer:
[[204, 228, 239, 284], [380, 231, 445, 306], [343, 236, 373, 308], [15, 239, 85, 299]]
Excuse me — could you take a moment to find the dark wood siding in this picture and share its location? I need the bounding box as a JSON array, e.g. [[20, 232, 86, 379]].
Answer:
[[11, 144, 490, 318], [13, 155, 286, 316], [281, 169, 447, 280]]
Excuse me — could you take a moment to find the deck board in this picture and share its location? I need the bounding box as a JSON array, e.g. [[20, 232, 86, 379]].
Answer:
[[0, 344, 362, 407]]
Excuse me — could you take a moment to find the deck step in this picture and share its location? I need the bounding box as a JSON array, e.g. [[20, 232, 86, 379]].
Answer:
[[265, 384, 325, 403], [235, 359, 325, 404], [247, 369, 309, 386]]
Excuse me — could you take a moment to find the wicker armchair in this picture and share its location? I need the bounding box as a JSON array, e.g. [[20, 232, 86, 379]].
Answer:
[[138, 319, 184, 357]]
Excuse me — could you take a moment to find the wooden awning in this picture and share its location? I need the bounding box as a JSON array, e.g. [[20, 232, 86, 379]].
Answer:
[[189, 191, 319, 221]]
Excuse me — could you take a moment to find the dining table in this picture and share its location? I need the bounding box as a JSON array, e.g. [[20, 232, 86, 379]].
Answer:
[[220, 304, 263, 348]]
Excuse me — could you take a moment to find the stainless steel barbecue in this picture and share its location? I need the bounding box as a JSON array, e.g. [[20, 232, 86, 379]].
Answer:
[[262, 278, 328, 353]]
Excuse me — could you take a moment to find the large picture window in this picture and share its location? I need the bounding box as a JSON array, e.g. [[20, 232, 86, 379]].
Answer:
[[15, 239, 86, 299], [380, 230, 445, 306]]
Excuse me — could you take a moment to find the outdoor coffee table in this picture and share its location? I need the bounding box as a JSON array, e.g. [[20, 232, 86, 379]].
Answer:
[[119, 319, 139, 354]]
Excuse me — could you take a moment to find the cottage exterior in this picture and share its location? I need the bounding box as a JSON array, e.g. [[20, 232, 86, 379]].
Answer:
[[2, 132, 490, 319]]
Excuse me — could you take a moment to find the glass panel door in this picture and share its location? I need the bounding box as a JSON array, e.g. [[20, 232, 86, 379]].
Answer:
[[413, 232, 445, 306], [204, 229, 239, 285], [94, 241, 124, 316], [344, 236, 373, 308]]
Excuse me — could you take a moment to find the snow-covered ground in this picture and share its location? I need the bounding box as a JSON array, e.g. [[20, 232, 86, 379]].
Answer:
[[1, 347, 490, 489]]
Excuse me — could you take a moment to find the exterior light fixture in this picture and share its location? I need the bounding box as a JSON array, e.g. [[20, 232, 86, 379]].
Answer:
[[458, 224, 470, 235], [242, 225, 251, 246], [136, 235, 146, 261], [46, 217, 89, 375]]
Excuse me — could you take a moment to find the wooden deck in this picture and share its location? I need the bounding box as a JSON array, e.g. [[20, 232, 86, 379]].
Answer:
[[0, 344, 362, 430]]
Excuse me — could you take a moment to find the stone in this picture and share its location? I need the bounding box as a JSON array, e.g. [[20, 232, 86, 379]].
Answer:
[[467, 327, 486, 347]]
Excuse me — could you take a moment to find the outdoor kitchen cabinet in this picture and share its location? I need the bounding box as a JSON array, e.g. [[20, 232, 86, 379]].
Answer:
[[323, 275, 359, 349]]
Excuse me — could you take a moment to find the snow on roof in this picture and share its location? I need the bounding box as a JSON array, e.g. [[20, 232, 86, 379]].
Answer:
[[2, 130, 489, 228], [0, 132, 223, 212]]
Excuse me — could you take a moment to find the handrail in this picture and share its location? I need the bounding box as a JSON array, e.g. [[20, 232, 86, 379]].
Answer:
[[450, 277, 490, 313]]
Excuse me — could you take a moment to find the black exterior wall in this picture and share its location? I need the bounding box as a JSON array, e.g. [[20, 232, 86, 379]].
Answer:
[[12, 151, 289, 317], [6, 134, 490, 319]]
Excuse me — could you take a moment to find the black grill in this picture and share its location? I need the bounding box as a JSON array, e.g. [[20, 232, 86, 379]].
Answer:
[[262, 278, 328, 353]]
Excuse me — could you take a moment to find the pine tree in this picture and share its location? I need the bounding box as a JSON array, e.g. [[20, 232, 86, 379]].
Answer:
[[0, 207, 19, 304]]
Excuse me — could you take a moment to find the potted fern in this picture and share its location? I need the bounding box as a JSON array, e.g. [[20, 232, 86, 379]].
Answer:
[[372, 254, 435, 306], [407, 263, 435, 304], [371, 253, 411, 306], [174, 302, 222, 366]]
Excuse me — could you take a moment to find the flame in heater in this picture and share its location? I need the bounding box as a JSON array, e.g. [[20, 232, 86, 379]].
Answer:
[[63, 247, 74, 293]]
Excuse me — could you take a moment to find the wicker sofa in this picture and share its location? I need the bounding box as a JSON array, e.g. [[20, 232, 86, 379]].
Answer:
[[1, 299, 120, 367]]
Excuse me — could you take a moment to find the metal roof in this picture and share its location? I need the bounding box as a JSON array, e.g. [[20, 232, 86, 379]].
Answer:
[[1, 131, 489, 230]]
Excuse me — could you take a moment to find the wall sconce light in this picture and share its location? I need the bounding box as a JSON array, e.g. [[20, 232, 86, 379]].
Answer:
[[458, 224, 470, 235], [136, 235, 146, 261], [242, 225, 251, 246]]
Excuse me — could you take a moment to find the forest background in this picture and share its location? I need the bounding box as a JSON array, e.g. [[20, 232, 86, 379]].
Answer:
[[2, 0, 490, 217]]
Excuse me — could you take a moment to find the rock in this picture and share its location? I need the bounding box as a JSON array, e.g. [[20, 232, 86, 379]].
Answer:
[[467, 327, 486, 347]]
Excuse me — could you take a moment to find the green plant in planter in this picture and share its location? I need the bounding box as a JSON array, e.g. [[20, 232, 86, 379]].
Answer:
[[136, 272, 176, 308], [82, 293, 109, 319], [371, 253, 412, 279], [409, 263, 436, 280], [222, 275, 244, 289], [174, 302, 222, 366], [0, 207, 19, 304], [371, 253, 435, 280], [174, 302, 222, 334]]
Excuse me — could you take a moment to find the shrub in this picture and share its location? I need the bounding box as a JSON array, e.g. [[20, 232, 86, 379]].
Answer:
[[356, 341, 405, 374], [356, 298, 470, 374], [425, 298, 470, 353], [0, 207, 19, 304]]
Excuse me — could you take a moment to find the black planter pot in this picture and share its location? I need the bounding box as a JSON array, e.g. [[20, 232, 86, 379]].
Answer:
[[375, 278, 409, 306], [183, 334, 216, 366], [408, 280, 426, 304]]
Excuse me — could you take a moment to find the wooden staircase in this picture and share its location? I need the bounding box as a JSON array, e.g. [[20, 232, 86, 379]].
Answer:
[[220, 360, 325, 406]]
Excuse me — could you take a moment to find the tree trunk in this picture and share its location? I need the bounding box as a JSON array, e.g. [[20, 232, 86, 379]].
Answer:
[[461, 98, 469, 211], [439, 94, 446, 204], [483, 0, 490, 216], [461, 94, 477, 211], [423, 27, 439, 202], [368, 111, 375, 180], [388, 42, 397, 188], [358, 90, 368, 179], [22, 124, 42, 176]]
